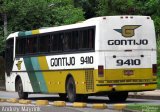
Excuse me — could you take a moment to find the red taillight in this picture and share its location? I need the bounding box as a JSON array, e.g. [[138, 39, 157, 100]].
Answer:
[[98, 65, 104, 77], [152, 64, 157, 76]]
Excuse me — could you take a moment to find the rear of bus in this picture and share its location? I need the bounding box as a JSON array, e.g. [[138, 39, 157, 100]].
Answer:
[[95, 16, 157, 101]]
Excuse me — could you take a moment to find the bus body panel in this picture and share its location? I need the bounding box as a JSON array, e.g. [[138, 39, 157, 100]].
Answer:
[[94, 16, 157, 93], [98, 16, 156, 51], [8, 53, 96, 94], [6, 57, 34, 92]]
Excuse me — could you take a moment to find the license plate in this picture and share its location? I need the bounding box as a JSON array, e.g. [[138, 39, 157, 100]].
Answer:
[[124, 70, 134, 76]]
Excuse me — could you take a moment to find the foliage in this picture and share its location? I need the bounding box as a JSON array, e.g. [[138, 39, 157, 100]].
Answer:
[[0, 27, 5, 53], [49, 0, 85, 26], [5, 0, 84, 31], [0, 0, 85, 52], [157, 36, 160, 88], [74, 0, 98, 19], [126, 104, 160, 111], [96, 0, 160, 35], [7, 0, 52, 31]]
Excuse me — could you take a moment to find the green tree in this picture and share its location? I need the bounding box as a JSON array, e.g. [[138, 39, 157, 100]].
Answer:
[[49, 0, 85, 25], [96, 0, 160, 36], [7, 0, 52, 31], [74, 0, 98, 19], [0, 0, 85, 52], [1, 0, 85, 31]]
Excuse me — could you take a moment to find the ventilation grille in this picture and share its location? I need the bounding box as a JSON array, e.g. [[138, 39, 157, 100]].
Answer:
[[85, 70, 94, 92]]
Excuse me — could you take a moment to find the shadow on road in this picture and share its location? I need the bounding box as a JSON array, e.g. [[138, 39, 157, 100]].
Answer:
[[27, 95, 149, 104]]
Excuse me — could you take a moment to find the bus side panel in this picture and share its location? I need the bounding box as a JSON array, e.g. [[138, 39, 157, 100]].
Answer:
[[5, 71, 33, 92], [12, 56, 95, 94], [39, 70, 87, 94], [38, 56, 92, 94], [9, 58, 35, 92], [5, 72, 15, 92]]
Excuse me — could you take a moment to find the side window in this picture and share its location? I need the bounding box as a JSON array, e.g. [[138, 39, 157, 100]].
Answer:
[[79, 28, 95, 50], [5, 38, 14, 76], [79, 30, 89, 49], [88, 29, 95, 49], [51, 33, 63, 52], [26, 37, 37, 54], [63, 32, 71, 51], [38, 35, 50, 53], [63, 31, 79, 51], [71, 31, 78, 50], [16, 38, 26, 55]]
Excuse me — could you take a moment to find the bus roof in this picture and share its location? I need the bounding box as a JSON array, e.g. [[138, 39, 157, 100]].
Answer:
[[6, 15, 152, 40]]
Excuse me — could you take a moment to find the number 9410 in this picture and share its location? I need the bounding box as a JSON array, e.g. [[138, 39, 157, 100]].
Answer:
[[116, 59, 141, 66]]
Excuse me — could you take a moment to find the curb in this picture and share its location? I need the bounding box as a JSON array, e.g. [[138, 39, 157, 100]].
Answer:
[[52, 101, 66, 107], [0, 98, 6, 102], [73, 102, 87, 108], [113, 104, 127, 110], [0, 98, 137, 111], [7, 98, 19, 103], [92, 103, 107, 109], [19, 99, 32, 104], [35, 100, 49, 106]]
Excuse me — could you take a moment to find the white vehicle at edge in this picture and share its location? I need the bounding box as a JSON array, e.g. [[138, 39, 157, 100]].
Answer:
[[5, 16, 157, 102]]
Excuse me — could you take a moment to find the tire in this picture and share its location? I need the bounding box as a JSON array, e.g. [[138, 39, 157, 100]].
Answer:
[[66, 77, 76, 102], [16, 78, 28, 99], [59, 93, 67, 100], [108, 92, 128, 102]]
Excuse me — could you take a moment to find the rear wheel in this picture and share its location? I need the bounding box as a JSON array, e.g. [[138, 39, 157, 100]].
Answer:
[[108, 92, 128, 102], [16, 78, 28, 99], [66, 77, 88, 102], [66, 77, 76, 102]]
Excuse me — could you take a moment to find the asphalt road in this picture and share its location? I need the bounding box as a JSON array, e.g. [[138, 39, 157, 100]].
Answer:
[[0, 91, 160, 112]]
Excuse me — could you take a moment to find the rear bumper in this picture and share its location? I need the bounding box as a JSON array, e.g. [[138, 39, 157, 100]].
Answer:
[[95, 83, 157, 92]]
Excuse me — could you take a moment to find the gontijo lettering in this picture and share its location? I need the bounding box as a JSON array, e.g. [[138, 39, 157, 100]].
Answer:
[[51, 57, 75, 67], [108, 39, 148, 45]]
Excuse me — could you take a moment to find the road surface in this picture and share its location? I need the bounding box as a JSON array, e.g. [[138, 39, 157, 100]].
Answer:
[[0, 91, 160, 112]]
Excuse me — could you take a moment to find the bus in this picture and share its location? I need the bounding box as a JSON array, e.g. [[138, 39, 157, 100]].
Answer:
[[5, 16, 157, 102]]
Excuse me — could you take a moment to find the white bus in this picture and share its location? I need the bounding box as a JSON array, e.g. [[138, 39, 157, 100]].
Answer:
[[5, 16, 157, 102]]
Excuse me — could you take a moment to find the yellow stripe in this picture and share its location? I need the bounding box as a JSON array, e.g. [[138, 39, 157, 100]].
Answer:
[[38, 56, 48, 70], [37, 56, 52, 92], [37, 56, 67, 93], [104, 68, 153, 80], [32, 30, 39, 35]]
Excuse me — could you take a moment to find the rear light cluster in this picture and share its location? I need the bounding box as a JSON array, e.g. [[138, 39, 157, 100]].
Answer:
[[98, 65, 104, 77], [120, 16, 133, 19], [152, 64, 157, 76], [120, 16, 150, 19]]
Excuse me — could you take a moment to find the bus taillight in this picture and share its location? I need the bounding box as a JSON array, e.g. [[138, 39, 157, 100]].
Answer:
[[98, 65, 104, 77], [152, 64, 157, 76]]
